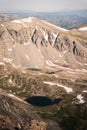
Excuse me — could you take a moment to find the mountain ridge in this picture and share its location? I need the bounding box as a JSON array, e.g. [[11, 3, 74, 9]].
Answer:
[[0, 17, 87, 69]]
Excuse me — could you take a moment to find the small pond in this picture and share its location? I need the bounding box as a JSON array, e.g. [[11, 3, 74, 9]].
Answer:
[[27, 68, 41, 71], [25, 96, 62, 107]]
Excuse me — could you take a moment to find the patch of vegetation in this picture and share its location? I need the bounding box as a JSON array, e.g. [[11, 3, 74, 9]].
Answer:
[[36, 92, 87, 130]]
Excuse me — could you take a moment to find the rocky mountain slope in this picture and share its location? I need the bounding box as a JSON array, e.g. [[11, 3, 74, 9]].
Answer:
[[0, 17, 87, 130], [0, 17, 87, 68]]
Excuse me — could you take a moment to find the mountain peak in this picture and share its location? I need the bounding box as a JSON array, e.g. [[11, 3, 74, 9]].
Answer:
[[11, 17, 69, 32], [0, 17, 87, 68], [11, 17, 34, 23]]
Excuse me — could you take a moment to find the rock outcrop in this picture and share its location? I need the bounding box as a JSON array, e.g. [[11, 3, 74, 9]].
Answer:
[[30, 120, 46, 130]]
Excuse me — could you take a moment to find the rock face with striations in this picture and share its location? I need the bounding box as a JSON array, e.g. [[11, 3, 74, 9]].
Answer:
[[0, 17, 87, 68]]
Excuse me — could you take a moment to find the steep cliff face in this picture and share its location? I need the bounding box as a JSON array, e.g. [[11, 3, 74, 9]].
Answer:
[[0, 17, 87, 68]]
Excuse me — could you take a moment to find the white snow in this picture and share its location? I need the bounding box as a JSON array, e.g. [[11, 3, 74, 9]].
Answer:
[[45, 34, 48, 41], [57, 83, 73, 93], [3, 58, 13, 62], [1, 24, 4, 27], [11, 17, 33, 24], [46, 60, 74, 71], [24, 42, 30, 45], [44, 81, 56, 86], [83, 90, 87, 93], [8, 94, 23, 102], [8, 48, 12, 51], [8, 79, 12, 83], [40, 28, 48, 41], [43, 81, 73, 93], [0, 62, 5, 65], [63, 50, 67, 54], [11, 20, 22, 23], [22, 17, 32, 23], [77, 95, 85, 104], [52, 33, 58, 38], [25, 54, 30, 61], [52, 33, 58, 47], [46, 60, 58, 67], [79, 27, 87, 31], [59, 52, 63, 57]]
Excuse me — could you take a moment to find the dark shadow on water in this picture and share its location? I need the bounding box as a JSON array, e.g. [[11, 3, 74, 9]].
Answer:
[[25, 96, 62, 107]]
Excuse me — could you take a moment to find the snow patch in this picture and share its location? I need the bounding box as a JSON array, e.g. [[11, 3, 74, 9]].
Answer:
[[45, 34, 48, 41], [59, 52, 63, 57], [22, 17, 32, 23], [79, 27, 87, 31], [40, 28, 48, 41], [8, 94, 23, 102], [63, 50, 67, 54], [0, 62, 5, 65], [24, 42, 30, 45], [83, 90, 87, 93], [52, 33, 58, 38], [8, 79, 12, 83], [44, 81, 56, 86], [57, 83, 73, 93], [25, 54, 30, 61], [43, 81, 73, 93], [52, 33, 58, 47], [77, 95, 85, 104], [11, 20, 22, 23], [11, 17, 33, 24], [1, 24, 4, 27], [3, 58, 13, 62], [46, 60, 58, 67], [8, 48, 12, 51]]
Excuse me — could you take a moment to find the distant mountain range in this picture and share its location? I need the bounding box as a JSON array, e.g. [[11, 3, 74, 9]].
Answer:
[[1, 9, 87, 29]]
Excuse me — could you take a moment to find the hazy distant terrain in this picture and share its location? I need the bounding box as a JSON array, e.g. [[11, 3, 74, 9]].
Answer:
[[2, 9, 87, 29], [0, 13, 20, 23]]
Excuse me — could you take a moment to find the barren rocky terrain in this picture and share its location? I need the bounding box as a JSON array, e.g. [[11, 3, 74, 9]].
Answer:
[[0, 17, 87, 130]]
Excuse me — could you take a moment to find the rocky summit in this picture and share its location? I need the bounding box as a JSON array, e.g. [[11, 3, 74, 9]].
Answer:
[[0, 17, 87, 130]]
